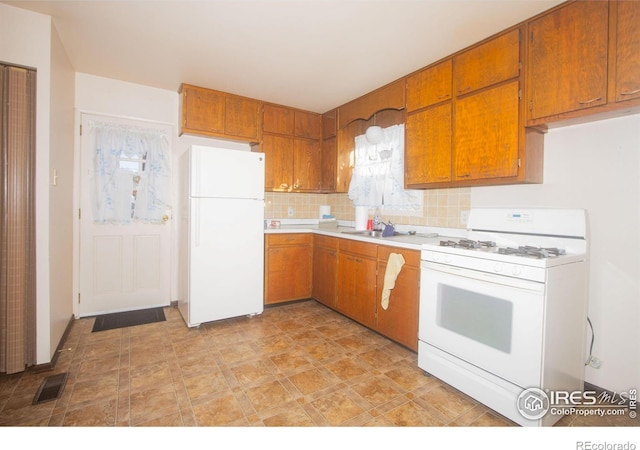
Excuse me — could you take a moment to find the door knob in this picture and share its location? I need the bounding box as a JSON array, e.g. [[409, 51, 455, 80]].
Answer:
[[162, 214, 169, 223]]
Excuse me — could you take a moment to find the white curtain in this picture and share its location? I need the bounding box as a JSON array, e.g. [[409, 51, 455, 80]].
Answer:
[[348, 124, 421, 210], [89, 120, 171, 224]]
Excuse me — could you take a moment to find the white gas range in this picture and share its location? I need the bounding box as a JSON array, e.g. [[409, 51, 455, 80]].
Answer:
[[418, 208, 590, 427]]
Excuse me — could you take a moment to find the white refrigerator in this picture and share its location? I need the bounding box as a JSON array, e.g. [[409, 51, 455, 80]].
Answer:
[[178, 145, 265, 327]]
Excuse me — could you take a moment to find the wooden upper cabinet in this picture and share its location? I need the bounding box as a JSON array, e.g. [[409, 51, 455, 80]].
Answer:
[[526, 1, 609, 123], [320, 109, 337, 192], [321, 136, 337, 192], [454, 81, 520, 181], [263, 103, 295, 135], [294, 110, 322, 140], [322, 109, 337, 139], [262, 134, 294, 191], [179, 84, 260, 142], [405, 103, 452, 186], [224, 95, 261, 140], [454, 28, 520, 97], [181, 85, 225, 135], [610, 1, 640, 104], [293, 138, 322, 192], [406, 59, 452, 112], [338, 79, 406, 129]]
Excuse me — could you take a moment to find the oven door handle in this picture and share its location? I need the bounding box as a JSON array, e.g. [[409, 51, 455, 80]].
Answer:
[[420, 261, 545, 292]]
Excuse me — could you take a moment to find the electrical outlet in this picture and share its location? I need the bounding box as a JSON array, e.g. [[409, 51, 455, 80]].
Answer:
[[287, 206, 294, 217], [460, 210, 469, 225], [588, 356, 602, 369]]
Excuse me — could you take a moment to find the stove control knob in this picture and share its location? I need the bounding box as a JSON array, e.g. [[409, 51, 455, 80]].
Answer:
[[511, 265, 523, 276], [444, 255, 453, 264], [494, 263, 503, 273]]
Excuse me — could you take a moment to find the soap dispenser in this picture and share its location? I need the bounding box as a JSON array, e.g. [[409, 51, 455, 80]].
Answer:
[[373, 208, 382, 231]]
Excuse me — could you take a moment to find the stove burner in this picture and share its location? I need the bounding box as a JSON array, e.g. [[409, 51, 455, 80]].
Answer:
[[498, 246, 567, 259], [439, 239, 496, 250]]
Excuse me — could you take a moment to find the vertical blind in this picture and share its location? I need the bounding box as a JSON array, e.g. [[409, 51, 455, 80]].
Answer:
[[0, 64, 37, 374]]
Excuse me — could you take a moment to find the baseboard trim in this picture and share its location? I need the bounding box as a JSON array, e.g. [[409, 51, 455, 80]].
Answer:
[[32, 314, 75, 373]]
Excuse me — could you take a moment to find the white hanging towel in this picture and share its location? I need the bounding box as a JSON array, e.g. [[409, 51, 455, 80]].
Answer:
[[381, 253, 405, 310]]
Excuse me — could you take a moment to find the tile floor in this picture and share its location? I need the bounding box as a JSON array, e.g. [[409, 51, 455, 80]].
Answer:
[[0, 300, 636, 427]]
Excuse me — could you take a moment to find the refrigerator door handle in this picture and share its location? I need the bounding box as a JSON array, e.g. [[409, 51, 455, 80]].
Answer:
[[194, 201, 201, 247]]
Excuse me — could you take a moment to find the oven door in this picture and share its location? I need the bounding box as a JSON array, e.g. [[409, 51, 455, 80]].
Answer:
[[419, 260, 545, 389]]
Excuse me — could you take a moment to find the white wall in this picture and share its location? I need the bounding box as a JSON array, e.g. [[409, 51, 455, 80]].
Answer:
[[472, 114, 640, 393], [1, 4, 54, 365], [74, 73, 250, 308], [48, 22, 76, 358]]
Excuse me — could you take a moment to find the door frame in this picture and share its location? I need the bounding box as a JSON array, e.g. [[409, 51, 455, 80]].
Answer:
[[73, 111, 175, 318]]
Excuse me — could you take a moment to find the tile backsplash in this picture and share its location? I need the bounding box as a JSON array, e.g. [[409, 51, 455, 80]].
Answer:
[[265, 188, 470, 228]]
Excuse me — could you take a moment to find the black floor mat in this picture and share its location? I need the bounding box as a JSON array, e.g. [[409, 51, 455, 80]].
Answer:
[[92, 307, 166, 332], [33, 372, 68, 404]]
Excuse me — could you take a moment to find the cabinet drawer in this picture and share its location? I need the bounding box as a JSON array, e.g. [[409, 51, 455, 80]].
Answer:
[[378, 246, 420, 267], [338, 238, 377, 258], [314, 234, 338, 250], [266, 233, 312, 246]]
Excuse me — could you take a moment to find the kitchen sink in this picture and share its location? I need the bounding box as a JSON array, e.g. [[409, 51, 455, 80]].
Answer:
[[341, 230, 384, 238]]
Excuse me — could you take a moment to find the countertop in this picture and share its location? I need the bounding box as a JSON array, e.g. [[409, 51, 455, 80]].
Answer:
[[264, 219, 466, 251]]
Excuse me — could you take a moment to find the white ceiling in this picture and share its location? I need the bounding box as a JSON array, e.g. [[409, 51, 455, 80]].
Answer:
[[4, 0, 563, 113]]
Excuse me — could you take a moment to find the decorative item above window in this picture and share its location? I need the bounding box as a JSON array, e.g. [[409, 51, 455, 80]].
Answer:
[[348, 124, 421, 211]]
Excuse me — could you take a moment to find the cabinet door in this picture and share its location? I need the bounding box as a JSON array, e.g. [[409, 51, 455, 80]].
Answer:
[[312, 244, 337, 308], [454, 81, 519, 180], [262, 134, 293, 191], [454, 29, 520, 96], [321, 136, 337, 192], [294, 110, 322, 140], [182, 85, 225, 134], [322, 110, 337, 139], [263, 104, 295, 135], [406, 59, 452, 112], [405, 103, 452, 186], [527, 1, 608, 121], [611, 1, 640, 104], [265, 244, 312, 304], [225, 95, 260, 141], [376, 261, 419, 351], [335, 121, 366, 193], [337, 253, 376, 328], [293, 139, 322, 192]]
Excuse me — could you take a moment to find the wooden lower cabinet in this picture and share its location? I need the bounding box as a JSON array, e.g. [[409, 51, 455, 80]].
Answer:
[[312, 235, 338, 308], [336, 241, 377, 329], [264, 234, 312, 305], [266, 232, 420, 350], [321, 237, 419, 350], [375, 246, 420, 351]]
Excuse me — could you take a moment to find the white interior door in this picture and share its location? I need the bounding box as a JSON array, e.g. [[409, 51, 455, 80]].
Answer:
[[78, 113, 172, 317]]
